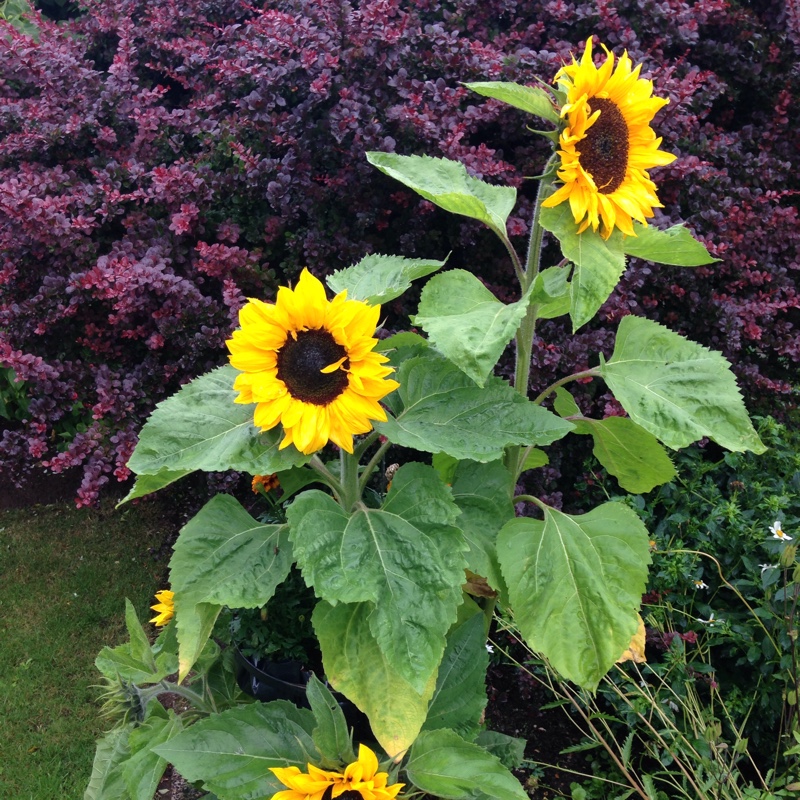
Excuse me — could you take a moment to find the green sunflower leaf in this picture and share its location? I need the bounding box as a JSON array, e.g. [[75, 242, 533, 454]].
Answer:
[[314, 601, 437, 759], [599, 316, 766, 453], [407, 729, 529, 800], [576, 415, 677, 494], [375, 351, 573, 461], [327, 254, 447, 305], [623, 223, 719, 266], [305, 674, 355, 767], [450, 460, 515, 599], [413, 269, 535, 386], [123, 711, 183, 800], [288, 463, 466, 693], [497, 501, 651, 689], [84, 725, 134, 800], [126, 365, 309, 487], [152, 701, 318, 799], [423, 612, 489, 740], [366, 152, 517, 236], [539, 204, 626, 331], [170, 494, 293, 681], [465, 81, 561, 125]]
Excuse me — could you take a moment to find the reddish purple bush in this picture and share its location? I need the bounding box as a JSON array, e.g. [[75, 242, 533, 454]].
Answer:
[[1, 0, 798, 504]]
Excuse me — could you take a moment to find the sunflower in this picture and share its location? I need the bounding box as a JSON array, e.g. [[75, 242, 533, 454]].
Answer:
[[270, 744, 404, 800], [542, 38, 677, 239], [149, 589, 174, 627], [226, 269, 399, 455]]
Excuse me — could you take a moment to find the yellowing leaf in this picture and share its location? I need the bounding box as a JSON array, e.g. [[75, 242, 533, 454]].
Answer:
[[616, 615, 646, 664]]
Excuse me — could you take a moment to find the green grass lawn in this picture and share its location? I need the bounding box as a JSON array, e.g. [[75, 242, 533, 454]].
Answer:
[[0, 498, 169, 799]]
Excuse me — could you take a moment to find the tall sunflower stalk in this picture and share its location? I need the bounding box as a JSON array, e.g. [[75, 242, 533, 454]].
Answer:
[[87, 38, 765, 800]]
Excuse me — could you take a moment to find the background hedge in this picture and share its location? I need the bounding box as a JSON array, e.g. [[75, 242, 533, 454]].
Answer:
[[1, 0, 798, 505]]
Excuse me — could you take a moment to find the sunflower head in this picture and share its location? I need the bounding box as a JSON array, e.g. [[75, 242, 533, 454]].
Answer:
[[149, 589, 174, 627], [542, 37, 677, 239], [226, 269, 399, 456], [270, 744, 404, 800]]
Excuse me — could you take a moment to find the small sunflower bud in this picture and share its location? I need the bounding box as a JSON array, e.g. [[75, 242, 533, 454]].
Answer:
[[780, 543, 797, 568]]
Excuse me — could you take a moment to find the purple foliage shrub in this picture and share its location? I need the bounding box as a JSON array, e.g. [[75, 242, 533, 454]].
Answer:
[[1, 0, 798, 505]]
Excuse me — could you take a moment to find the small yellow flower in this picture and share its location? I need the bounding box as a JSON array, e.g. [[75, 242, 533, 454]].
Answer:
[[542, 37, 676, 239], [270, 744, 404, 800], [252, 473, 280, 494], [149, 589, 174, 627], [227, 269, 399, 455]]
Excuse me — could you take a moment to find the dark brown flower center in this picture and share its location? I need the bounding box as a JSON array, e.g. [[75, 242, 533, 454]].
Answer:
[[576, 97, 629, 194], [322, 788, 363, 800], [277, 329, 349, 405]]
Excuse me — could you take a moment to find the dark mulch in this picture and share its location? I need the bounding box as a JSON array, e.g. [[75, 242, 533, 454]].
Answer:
[[0, 467, 83, 510], [486, 663, 591, 798]]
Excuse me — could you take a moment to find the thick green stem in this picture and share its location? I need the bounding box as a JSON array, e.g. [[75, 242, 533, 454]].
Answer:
[[505, 158, 558, 477], [513, 159, 558, 398], [339, 448, 361, 511]]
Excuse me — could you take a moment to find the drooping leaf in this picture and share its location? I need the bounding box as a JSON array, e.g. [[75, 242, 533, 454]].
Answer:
[[305, 674, 355, 766], [413, 269, 535, 386], [366, 152, 517, 235], [119, 468, 192, 505], [465, 81, 561, 125], [123, 711, 183, 800], [376, 351, 573, 462], [520, 447, 549, 471], [432, 452, 460, 485], [407, 729, 529, 800], [127, 365, 309, 483], [423, 613, 489, 739], [497, 501, 651, 689], [153, 702, 318, 799], [313, 601, 437, 758], [327, 254, 447, 305], [84, 725, 134, 800], [575, 415, 677, 493], [531, 265, 571, 320], [170, 494, 292, 681], [450, 460, 515, 598], [288, 463, 466, 692], [623, 223, 718, 266], [474, 730, 527, 771], [599, 316, 766, 454], [553, 386, 582, 418], [539, 204, 626, 331], [375, 331, 429, 354]]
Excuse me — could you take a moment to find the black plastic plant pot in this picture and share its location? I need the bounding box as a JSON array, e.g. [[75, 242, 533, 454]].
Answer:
[[233, 646, 373, 740]]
